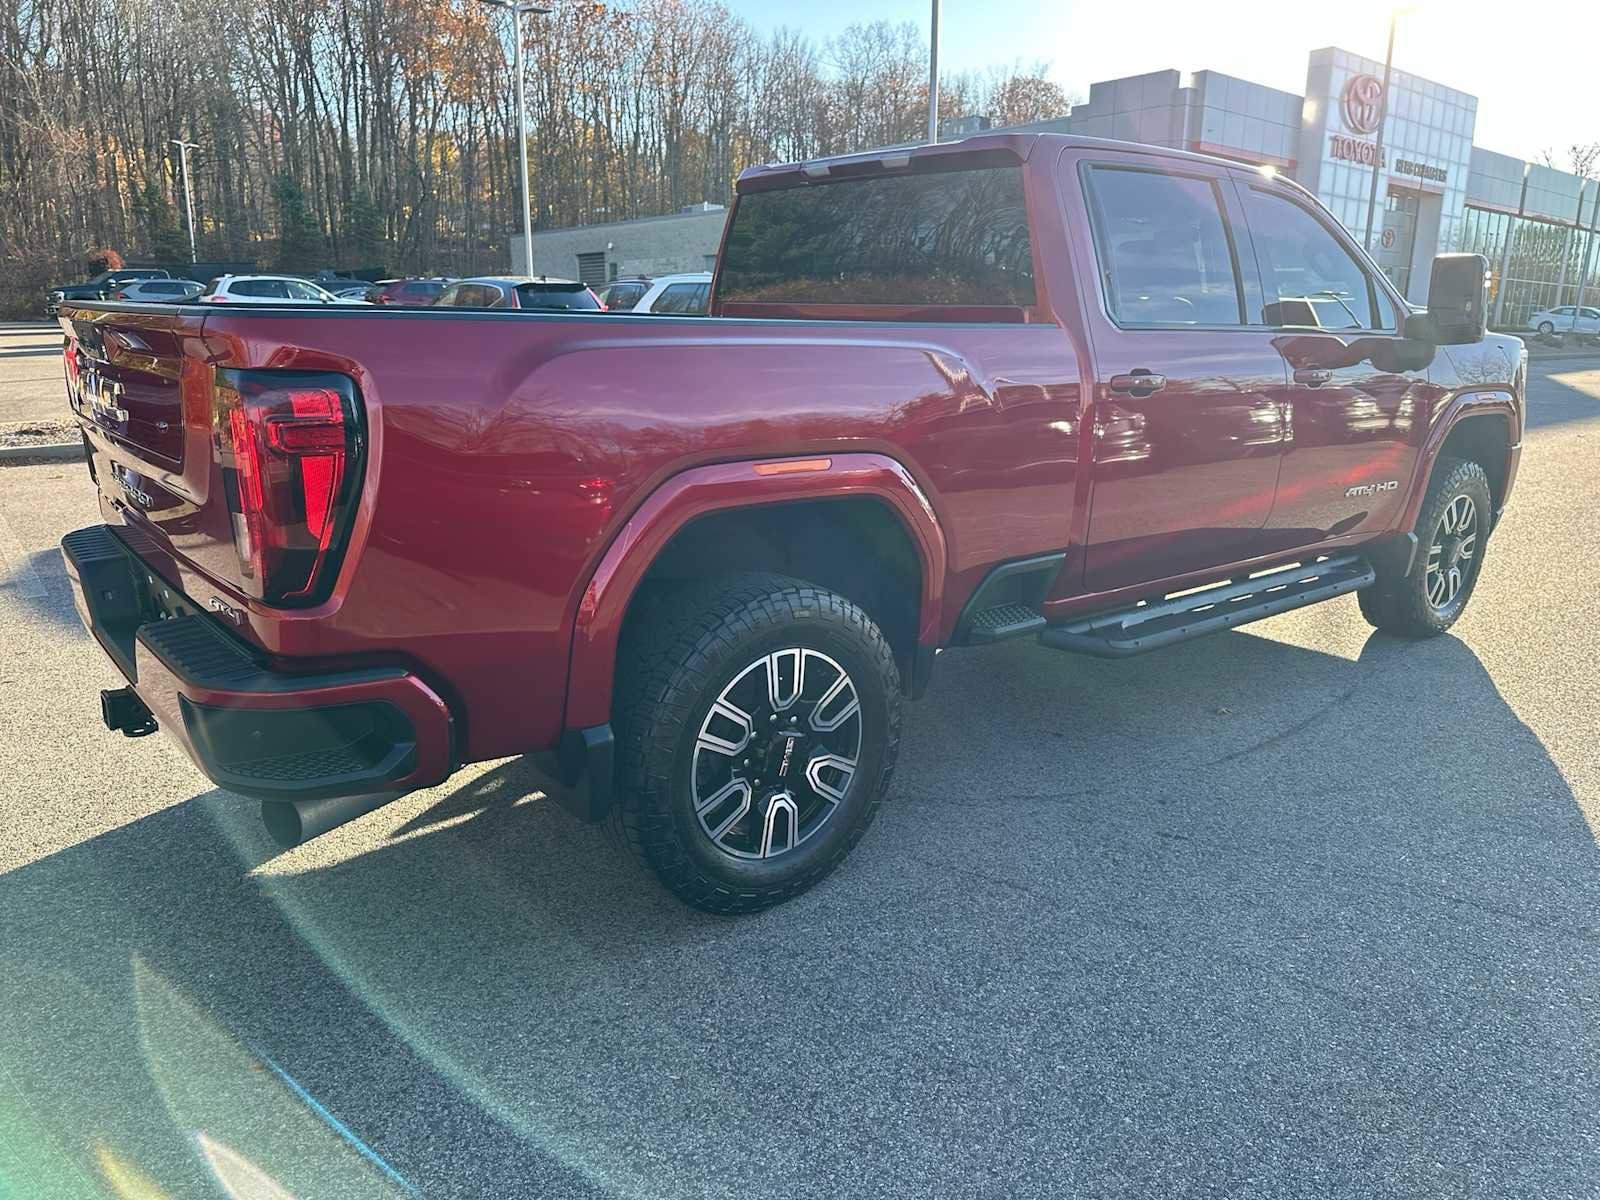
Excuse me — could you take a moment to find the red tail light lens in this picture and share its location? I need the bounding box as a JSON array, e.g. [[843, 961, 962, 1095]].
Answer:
[[214, 370, 363, 605]]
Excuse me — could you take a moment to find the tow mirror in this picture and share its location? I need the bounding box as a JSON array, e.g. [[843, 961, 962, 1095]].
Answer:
[[1405, 253, 1489, 345]]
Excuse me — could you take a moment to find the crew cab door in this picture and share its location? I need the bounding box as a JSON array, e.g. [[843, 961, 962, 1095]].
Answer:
[[1230, 173, 1439, 544], [1067, 153, 1291, 594]]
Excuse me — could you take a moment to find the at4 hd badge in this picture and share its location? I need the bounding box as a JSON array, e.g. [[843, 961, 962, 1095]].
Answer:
[[1346, 480, 1400, 498]]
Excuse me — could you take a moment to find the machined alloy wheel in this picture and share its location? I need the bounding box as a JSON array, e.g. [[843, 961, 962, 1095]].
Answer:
[[692, 648, 862, 861], [1357, 456, 1492, 638], [1538, 321, 1555, 336], [612, 573, 901, 913], [1425, 493, 1477, 612]]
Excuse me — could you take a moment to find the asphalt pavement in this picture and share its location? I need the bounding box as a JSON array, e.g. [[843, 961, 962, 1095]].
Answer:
[[2, 358, 1598, 1199]]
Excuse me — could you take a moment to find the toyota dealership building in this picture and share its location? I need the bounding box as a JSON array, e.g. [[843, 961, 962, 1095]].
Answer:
[[1007, 46, 1600, 324]]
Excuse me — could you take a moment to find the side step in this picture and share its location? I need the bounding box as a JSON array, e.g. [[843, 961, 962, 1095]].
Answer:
[[1039, 554, 1376, 659]]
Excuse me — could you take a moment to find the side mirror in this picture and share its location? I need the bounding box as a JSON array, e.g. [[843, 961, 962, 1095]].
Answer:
[[1407, 253, 1489, 345]]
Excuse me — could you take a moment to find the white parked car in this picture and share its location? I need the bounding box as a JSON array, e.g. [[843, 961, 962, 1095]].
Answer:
[[1527, 305, 1600, 335], [199, 275, 372, 306], [633, 272, 713, 314]]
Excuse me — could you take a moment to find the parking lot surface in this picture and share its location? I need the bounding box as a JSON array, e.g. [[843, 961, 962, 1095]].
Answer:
[[2, 361, 1598, 1199]]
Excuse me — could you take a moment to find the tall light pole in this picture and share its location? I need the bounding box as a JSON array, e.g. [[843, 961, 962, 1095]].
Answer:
[[1361, 11, 1399, 254], [927, 0, 941, 143], [478, 0, 550, 276], [169, 138, 199, 264]]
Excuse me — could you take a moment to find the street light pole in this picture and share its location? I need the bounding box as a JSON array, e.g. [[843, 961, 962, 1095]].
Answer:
[[169, 138, 199, 264], [927, 0, 941, 143], [1362, 10, 1398, 254], [478, 0, 550, 276]]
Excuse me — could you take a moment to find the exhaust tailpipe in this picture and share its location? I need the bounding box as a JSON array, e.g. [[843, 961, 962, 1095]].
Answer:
[[261, 792, 400, 848]]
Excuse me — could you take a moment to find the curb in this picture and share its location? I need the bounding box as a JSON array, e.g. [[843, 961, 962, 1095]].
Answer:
[[0, 442, 83, 464]]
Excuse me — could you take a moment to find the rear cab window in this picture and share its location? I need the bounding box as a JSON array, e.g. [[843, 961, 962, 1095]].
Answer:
[[717, 154, 1037, 321], [1083, 165, 1246, 327]]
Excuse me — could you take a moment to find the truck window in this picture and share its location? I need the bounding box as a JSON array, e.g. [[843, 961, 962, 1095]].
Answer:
[[718, 164, 1035, 311], [1242, 188, 1380, 331], [1085, 167, 1244, 328]]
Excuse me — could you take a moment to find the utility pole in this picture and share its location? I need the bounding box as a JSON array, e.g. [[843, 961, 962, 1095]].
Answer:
[[927, 0, 941, 143], [169, 139, 199, 264], [1362, 11, 1399, 253], [477, 0, 550, 276]]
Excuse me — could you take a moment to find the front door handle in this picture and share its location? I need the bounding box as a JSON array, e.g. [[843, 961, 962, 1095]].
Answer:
[[1293, 367, 1334, 387], [1109, 372, 1166, 396]]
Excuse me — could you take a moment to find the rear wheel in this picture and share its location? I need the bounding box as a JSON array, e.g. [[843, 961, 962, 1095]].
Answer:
[[613, 573, 900, 913], [1359, 457, 1492, 637]]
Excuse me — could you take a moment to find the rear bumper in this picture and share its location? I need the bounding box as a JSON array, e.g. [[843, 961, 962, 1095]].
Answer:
[[61, 524, 454, 802]]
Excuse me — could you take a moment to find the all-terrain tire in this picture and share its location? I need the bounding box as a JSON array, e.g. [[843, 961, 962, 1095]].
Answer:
[[1358, 457, 1492, 637], [612, 573, 901, 914]]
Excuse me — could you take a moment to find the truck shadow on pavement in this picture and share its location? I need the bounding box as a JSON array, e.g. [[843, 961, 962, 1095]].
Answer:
[[4, 626, 1597, 1198]]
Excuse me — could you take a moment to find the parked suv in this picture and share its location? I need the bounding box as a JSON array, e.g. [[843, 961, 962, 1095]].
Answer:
[[435, 276, 602, 311], [633, 272, 713, 314], [369, 277, 454, 306], [199, 275, 372, 305], [58, 133, 1523, 914]]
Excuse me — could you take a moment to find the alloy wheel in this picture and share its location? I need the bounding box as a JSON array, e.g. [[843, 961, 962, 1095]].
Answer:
[[1425, 493, 1477, 612], [691, 648, 862, 861]]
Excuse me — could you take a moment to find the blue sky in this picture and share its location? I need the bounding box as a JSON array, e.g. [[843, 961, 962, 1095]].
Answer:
[[731, 0, 1596, 168]]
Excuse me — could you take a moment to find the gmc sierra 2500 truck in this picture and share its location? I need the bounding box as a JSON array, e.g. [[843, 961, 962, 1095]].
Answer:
[[58, 133, 1523, 913]]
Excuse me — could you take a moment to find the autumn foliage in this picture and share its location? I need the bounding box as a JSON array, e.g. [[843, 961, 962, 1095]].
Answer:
[[0, 0, 1071, 316]]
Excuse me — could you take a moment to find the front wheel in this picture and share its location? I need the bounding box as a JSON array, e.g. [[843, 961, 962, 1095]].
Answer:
[[613, 574, 901, 913], [1538, 321, 1556, 336], [1359, 457, 1492, 637]]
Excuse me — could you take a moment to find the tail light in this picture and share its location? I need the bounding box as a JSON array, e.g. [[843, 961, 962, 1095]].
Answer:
[[112, 290, 127, 300], [213, 369, 364, 605]]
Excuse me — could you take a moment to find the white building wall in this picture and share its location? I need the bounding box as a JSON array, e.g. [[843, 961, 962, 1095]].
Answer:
[[512, 207, 728, 280]]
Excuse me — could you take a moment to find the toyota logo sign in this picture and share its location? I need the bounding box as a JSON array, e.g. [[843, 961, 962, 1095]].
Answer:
[[1342, 74, 1385, 136]]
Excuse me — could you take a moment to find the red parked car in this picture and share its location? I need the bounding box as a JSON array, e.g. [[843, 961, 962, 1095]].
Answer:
[[367, 277, 453, 306], [58, 133, 1522, 912]]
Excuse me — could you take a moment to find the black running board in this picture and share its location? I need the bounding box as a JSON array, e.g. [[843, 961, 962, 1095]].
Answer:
[[1039, 554, 1376, 659]]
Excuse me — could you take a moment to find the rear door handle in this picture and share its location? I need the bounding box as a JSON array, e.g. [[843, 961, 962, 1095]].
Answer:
[[1109, 372, 1166, 396], [1294, 368, 1334, 387]]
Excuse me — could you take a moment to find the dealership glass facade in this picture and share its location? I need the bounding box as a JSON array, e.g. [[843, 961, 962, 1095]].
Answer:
[[1009, 47, 1600, 326]]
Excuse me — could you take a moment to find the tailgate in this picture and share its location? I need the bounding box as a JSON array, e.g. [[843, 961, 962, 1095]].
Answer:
[[60, 306, 227, 593], [60, 303, 366, 614]]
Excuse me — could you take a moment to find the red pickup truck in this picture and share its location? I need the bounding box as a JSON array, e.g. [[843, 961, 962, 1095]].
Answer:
[[59, 133, 1523, 913]]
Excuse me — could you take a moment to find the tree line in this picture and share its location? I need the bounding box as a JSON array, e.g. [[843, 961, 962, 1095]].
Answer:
[[0, 0, 1071, 314]]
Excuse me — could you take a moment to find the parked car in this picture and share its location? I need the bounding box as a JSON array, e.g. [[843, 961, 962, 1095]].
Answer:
[[1526, 305, 1600, 336], [595, 276, 652, 311], [108, 278, 205, 303], [633, 272, 713, 314], [368, 277, 453, 306], [199, 275, 371, 305], [57, 132, 1524, 915], [434, 276, 602, 311], [331, 284, 375, 301], [47, 268, 172, 316]]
